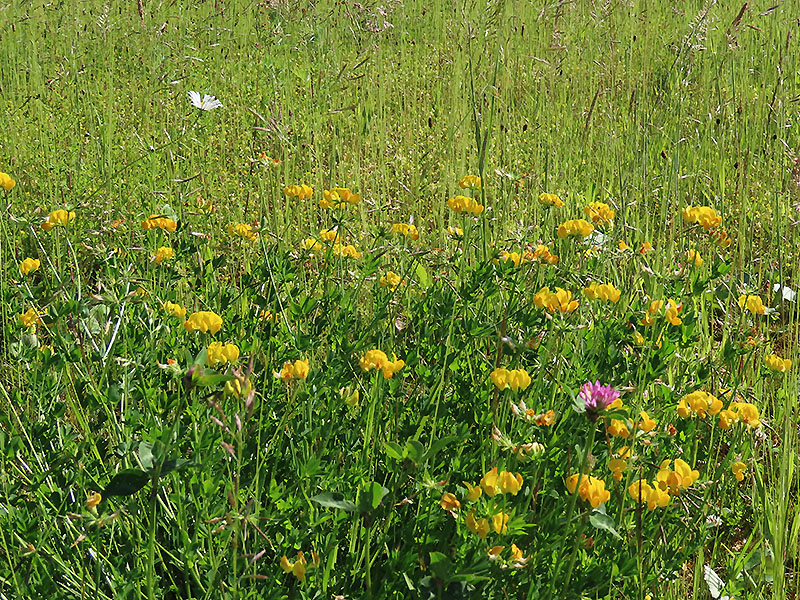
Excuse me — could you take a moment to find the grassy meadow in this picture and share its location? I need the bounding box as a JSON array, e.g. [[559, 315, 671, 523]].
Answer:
[[1, 0, 799, 598]]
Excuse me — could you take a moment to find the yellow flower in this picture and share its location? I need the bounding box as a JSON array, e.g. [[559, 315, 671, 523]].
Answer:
[[225, 377, 254, 398], [534, 287, 579, 313], [681, 205, 722, 230], [738, 294, 766, 315], [86, 491, 102, 510], [687, 249, 703, 267], [275, 359, 310, 382], [20, 258, 40, 275], [538, 192, 563, 207], [20, 308, 44, 328], [497, 471, 523, 495], [677, 390, 722, 419], [359, 349, 404, 379], [320, 187, 360, 209], [731, 461, 747, 482], [162, 301, 187, 319], [302, 238, 323, 252], [664, 299, 682, 326], [583, 282, 621, 303], [458, 174, 482, 189], [765, 353, 791, 372], [566, 474, 610, 508], [379, 271, 404, 291], [141, 215, 177, 232], [466, 511, 490, 539], [284, 184, 314, 201], [447, 195, 484, 215], [490, 368, 531, 391], [627, 480, 671, 510], [656, 459, 699, 495], [633, 331, 645, 345], [332, 243, 363, 259], [206, 342, 240, 367], [487, 545, 505, 560], [463, 482, 482, 502], [0, 171, 16, 191], [639, 241, 654, 254], [528, 244, 559, 264], [608, 459, 627, 482], [491, 512, 509, 534], [440, 493, 461, 511], [584, 201, 614, 224], [638, 411, 657, 432], [42, 209, 76, 231], [184, 311, 223, 334], [618, 240, 630, 251], [228, 223, 257, 241], [280, 552, 311, 581], [556, 219, 594, 238], [495, 251, 523, 267], [152, 246, 174, 264]]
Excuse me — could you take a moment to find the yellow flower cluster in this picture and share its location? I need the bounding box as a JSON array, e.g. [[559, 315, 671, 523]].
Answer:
[[0, 171, 15, 191], [42, 209, 76, 231], [153, 246, 174, 264], [709, 227, 732, 248], [184, 311, 223, 334], [738, 294, 766, 315], [731, 461, 747, 482], [584, 201, 614, 224], [681, 205, 722, 230], [20, 258, 40, 275], [276, 359, 310, 382], [487, 543, 528, 569], [686, 248, 703, 267], [490, 367, 531, 391], [640, 299, 682, 326], [534, 287, 578, 313], [480, 467, 524, 496], [557, 218, 593, 238], [565, 474, 610, 508], [359, 349, 405, 379], [538, 192, 563, 207], [141, 215, 177, 233], [162, 301, 187, 319], [391, 223, 420, 240], [228, 223, 257, 241], [320, 187, 360, 209], [206, 342, 240, 367], [717, 401, 761, 430], [677, 390, 723, 419], [447, 195, 484, 215], [19, 307, 44, 328], [626, 480, 671, 511], [765, 353, 791, 372], [655, 459, 700, 495], [466, 510, 509, 538], [526, 244, 559, 265], [458, 174, 481, 189], [446, 226, 463, 239], [280, 551, 319, 581], [284, 184, 314, 201], [331, 243, 362, 259], [319, 228, 340, 243], [583, 282, 621, 303], [379, 271, 403, 290], [495, 251, 523, 267]]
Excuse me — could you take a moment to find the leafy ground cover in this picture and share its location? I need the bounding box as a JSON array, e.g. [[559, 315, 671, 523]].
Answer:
[[1, 0, 799, 598]]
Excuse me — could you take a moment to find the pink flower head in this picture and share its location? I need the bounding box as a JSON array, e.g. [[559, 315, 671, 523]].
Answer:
[[579, 381, 620, 416]]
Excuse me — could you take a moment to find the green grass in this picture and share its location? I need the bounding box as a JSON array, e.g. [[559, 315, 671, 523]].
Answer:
[[1, 0, 799, 598]]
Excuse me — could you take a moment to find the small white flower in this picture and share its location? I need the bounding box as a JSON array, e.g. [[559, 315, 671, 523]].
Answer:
[[188, 91, 223, 111]]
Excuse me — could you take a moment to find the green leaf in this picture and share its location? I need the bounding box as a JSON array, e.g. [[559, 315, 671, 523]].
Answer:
[[102, 469, 150, 497], [311, 492, 357, 512], [589, 509, 622, 540], [384, 441, 404, 460], [415, 263, 431, 289], [404, 439, 425, 464], [422, 435, 457, 463], [193, 373, 235, 387], [428, 551, 452, 582]]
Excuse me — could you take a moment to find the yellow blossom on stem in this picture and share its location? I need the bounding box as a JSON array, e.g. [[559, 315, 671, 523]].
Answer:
[[466, 511, 490, 539], [490, 368, 531, 391], [162, 301, 187, 319], [141, 215, 177, 233], [20, 308, 44, 328], [228, 223, 257, 241], [731, 461, 747, 482], [184, 311, 223, 335], [447, 195, 484, 215], [566, 474, 610, 508], [584, 201, 614, 224], [320, 187, 360, 209], [440, 493, 461, 511], [206, 342, 240, 367], [687, 249, 703, 267], [463, 482, 482, 502], [538, 192, 564, 207], [284, 184, 314, 201], [379, 271, 404, 290], [491, 512, 509, 534], [0, 171, 16, 191], [42, 209, 76, 231], [20, 258, 40, 275], [583, 282, 621, 303], [557, 218, 594, 238], [639, 241, 653, 254], [765, 353, 791, 372], [458, 174, 482, 189], [359, 349, 405, 379], [152, 246, 174, 264], [608, 459, 627, 482], [86, 491, 102, 510], [738, 294, 766, 315], [681, 205, 722, 230]]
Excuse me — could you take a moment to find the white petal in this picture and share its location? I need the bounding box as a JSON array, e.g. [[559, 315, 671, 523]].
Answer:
[[188, 90, 202, 108]]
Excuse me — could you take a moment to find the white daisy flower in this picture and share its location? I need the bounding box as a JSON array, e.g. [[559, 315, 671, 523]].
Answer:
[[188, 91, 223, 111]]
